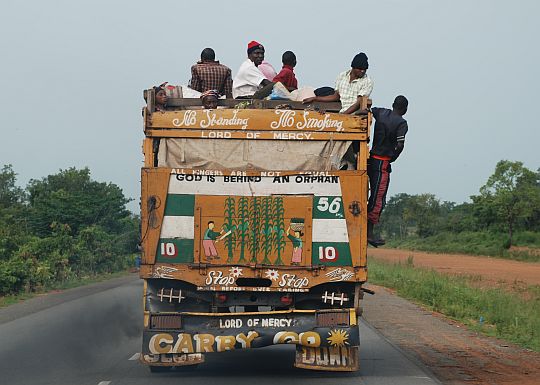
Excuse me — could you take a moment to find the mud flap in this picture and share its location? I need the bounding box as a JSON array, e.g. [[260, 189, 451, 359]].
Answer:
[[294, 346, 359, 371], [141, 352, 205, 367]]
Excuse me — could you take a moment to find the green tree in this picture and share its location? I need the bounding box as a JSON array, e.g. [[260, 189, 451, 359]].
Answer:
[[474, 160, 540, 245], [0, 166, 138, 296], [27, 167, 131, 236], [403, 194, 447, 237], [0, 164, 25, 208], [0, 165, 29, 261], [379, 193, 414, 239]]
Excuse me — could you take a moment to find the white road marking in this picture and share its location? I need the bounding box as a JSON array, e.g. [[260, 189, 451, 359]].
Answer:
[[129, 352, 140, 361], [98, 382, 111, 385]]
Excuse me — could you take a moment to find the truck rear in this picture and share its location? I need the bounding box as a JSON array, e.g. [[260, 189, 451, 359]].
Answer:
[[139, 93, 371, 372]]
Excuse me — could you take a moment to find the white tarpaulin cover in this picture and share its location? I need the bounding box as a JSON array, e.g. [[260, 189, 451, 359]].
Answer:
[[157, 139, 353, 171]]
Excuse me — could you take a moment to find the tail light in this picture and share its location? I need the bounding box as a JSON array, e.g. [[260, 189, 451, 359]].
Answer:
[[280, 295, 293, 306], [150, 314, 182, 329], [316, 311, 349, 326], [217, 293, 228, 303]]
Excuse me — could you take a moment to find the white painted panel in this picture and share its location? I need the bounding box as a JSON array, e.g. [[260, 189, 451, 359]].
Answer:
[[160, 216, 194, 239], [160, 217, 349, 242], [167, 174, 342, 196], [312, 219, 349, 242]]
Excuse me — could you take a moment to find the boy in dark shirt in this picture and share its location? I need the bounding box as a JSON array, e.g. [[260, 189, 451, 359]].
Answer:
[[273, 51, 298, 91], [367, 95, 409, 247]]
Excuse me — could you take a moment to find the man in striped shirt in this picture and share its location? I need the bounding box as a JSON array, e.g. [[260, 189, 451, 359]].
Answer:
[[367, 95, 409, 247], [189, 48, 233, 98], [302, 52, 373, 113]]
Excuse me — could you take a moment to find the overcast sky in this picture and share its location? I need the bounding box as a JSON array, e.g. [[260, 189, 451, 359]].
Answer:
[[1, 0, 538, 212]]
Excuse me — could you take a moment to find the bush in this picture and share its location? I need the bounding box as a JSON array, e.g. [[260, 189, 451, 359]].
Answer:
[[0, 257, 31, 294]]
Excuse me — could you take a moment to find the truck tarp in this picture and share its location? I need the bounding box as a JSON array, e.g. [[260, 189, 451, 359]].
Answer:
[[157, 139, 352, 171]]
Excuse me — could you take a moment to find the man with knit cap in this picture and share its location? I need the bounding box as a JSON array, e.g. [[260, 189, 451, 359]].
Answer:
[[233, 41, 274, 99], [367, 95, 409, 247], [303, 52, 373, 113]]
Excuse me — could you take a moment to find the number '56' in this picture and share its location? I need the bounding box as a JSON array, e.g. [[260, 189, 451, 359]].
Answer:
[[317, 197, 342, 214]]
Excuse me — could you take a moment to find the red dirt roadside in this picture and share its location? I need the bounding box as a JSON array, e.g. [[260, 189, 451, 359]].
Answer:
[[363, 284, 540, 385], [368, 248, 540, 286], [364, 248, 540, 384]]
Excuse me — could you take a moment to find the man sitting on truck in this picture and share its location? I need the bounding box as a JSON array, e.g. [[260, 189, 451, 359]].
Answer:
[[367, 95, 409, 247], [302, 52, 373, 114], [232, 41, 274, 99], [273, 51, 298, 91], [200, 89, 219, 109], [189, 48, 233, 98]]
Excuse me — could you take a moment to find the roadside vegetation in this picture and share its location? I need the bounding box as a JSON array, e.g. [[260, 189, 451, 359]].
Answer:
[[379, 160, 540, 261], [0, 165, 139, 299], [368, 256, 540, 352]]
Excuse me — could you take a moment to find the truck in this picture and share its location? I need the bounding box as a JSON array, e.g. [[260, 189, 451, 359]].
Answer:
[[139, 90, 372, 372]]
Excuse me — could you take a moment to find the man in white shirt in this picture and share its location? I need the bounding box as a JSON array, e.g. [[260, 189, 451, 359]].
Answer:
[[303, 52, 373, 113], [233, 41, 274, 99]]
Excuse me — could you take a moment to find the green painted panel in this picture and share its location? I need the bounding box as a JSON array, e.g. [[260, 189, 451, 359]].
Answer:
[[311, 242, 352, 266], [156, 238, 194, 263], [312, 196, 345, 219], [164, 194, 195, 216]]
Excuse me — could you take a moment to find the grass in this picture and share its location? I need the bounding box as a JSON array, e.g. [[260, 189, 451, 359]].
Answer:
[[368, 256, 540, 352], [0, 269, 134, 308], [385, 231, 540, 262]]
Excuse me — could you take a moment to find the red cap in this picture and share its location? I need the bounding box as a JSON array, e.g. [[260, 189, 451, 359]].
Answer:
[[248, 40, 261, 50]]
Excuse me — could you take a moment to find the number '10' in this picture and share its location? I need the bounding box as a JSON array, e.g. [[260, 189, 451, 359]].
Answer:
[[318, 246, 337, 260]]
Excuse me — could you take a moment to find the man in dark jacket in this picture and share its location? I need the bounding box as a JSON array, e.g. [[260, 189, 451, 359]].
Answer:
[[367, 95, 409, 247]]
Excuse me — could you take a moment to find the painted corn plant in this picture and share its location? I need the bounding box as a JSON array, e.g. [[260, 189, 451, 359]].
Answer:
[[272, 197, 286, 265], [223, 197, 237, 263], [236, 197, 250, 263], [261, 196, 274, 264], [248, 197, 262, 263]]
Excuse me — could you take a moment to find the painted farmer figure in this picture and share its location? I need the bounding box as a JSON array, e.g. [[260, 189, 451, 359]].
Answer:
[[367, 95, 409, 247], [203, 221, 224, 260], [286, 226, 303, 265]]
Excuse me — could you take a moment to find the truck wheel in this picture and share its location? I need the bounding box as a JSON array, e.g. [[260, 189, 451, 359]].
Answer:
[[149, 366, 172, 373]]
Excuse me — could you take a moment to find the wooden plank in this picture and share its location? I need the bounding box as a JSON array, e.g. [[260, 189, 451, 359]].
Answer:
[[359, 96, 369, 111], [141, 262, 366, 287], [144, 89, 155, 115], [146, 129, 367, 141], [166, 169, 363, 177], [148, 109, 367, 133], [357, 141, 368, 171], [141, 168, 171, 265], [142, 138, 154, 168], [340, 173, 366, 268], [165, 98, 348, 112]]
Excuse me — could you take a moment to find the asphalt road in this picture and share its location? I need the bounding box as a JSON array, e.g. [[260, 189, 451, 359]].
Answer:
[[0, 274, 441, 385]]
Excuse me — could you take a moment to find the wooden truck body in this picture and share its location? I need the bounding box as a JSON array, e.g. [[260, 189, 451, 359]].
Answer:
[[140, 92, 371, 372]]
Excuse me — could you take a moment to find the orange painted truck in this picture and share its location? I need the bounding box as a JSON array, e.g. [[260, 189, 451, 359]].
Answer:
[[139, 91, 371, 372]]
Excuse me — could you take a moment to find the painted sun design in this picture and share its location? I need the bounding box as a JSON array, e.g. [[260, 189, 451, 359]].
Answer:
[[265, 269, 280, 281], [327, 329, 350, 347], [229, 267, 243, 278]]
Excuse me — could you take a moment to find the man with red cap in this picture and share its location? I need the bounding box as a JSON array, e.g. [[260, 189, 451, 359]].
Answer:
[[232, 41, 274, 99]]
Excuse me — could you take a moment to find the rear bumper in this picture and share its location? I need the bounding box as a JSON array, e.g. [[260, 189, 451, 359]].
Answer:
[[141, 309, 358, 357]]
